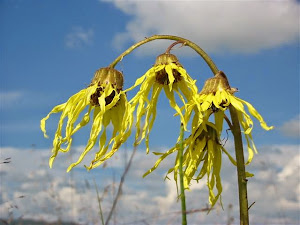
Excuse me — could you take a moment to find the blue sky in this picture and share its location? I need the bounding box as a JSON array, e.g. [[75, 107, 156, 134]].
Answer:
[[1, 0, 299, 224]]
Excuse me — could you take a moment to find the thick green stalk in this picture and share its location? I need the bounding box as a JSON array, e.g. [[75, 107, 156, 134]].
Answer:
[[229, 106, 249, 225], [179, 123, 187, 225], [109, 35, 219, 75]]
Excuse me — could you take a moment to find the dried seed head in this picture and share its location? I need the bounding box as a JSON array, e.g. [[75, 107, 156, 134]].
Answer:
[[200, 71, 238, 95], [154, 53, 183, 85], [90, 67, 124, 106]]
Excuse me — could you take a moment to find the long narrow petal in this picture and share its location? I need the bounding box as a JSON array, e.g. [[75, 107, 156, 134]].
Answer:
[[238, 97, 274, 131], [164, 86, 186, 130], [144, 84, 162, 153], [165, 64, 175, 91], [143, 146, 178, 177], [214, 110, 224, 136], [230, 95, 253, 134], [66, 106, 104, 172], [41, 103, 66, 138]]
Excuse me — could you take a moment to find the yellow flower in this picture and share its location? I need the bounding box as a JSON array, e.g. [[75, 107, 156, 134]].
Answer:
[[41, 67, 133, 172], [144, 71, 273, 207], [127, 53, 198, 152], [144, 122, 236, 207], [195, 71, 274, 164]]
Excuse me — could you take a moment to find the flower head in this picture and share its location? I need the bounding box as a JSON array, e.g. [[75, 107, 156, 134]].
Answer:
[[144, 70, 273, 207], [127, 53, 198, 152], [41, 67, 133, 171], [144, 122, 236, 207], [194, 71, 274, 164]]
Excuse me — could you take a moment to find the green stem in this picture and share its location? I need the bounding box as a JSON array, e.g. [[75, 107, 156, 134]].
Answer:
[[229, 105, 249, 225], [179, 123, 187, 225], [109, 35, 219, 75]]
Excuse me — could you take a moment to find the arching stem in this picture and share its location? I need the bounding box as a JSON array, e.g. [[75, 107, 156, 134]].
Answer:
[[109, 35, 219, 75]]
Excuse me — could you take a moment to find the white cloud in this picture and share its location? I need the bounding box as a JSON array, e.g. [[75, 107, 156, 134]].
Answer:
[[104, 0, 299, 55], [280, 114, 300, 138], [65, 27, 94, 49], [0, 91, 23, 108], [0, 144, 299, 224]]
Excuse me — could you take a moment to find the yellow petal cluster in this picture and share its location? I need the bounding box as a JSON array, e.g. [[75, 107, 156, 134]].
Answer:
[[194, 71, 274, 164], [144, 71, 273, 207], [40, 68, 133, 171], [144, 123, 236, 207], [127, 53, 198, 153]]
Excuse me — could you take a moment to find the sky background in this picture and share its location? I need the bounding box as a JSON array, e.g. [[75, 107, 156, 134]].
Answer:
[[1, 0, 299, 224]]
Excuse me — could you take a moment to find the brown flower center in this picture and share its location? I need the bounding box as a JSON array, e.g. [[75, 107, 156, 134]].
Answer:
[[90, 87, 117, 106], [154, 53, 183, 85], [155, 69, 182, 85], [89, 67, 123, 106]]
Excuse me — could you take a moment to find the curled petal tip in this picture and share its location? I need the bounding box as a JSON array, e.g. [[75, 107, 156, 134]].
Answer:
[[49, 157, 55, 169], [246, 172, 254, 177], [264, 125, 274, 131], [66, 165, 73, 173]]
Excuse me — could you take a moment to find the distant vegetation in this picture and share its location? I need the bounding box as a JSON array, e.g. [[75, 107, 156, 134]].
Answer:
[[0, 220, 78, 225]]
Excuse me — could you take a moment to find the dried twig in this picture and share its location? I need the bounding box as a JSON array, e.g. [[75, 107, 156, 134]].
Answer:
[[105, 145, 138, 225]]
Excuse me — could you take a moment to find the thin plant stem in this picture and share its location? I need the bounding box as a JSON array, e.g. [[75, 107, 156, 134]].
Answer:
[[109, 35, 219, 75], [178, 123, 187, 225], [229, 105, 249, 225], [165, 41, 184, 54], [94, 179, 105, 225], [105, 146, 138, 225]]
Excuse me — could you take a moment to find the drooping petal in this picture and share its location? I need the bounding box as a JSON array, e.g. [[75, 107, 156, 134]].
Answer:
[[238, 97, 274, 131], [86, 93, 134, 170], [124, 72, 148, 92], [71, 106, 93, 136], [184, 138, 206, 189], [164, 86, 187, 130], [230, 95, 253, 134], [144, 84, 162, 153], [210, 141, 222, 207], [41, 103, 66, 138], [221, 146, 237, 166], [66, 106, 104, 172], [212, 90, 222, 108], [214, 110, 224, 136], [165, 64, 175, 91], [143, 146, 178, 178], [50, 87, 93, 158], [132, 76, 156, 145], [65, 97, 89, 142], [200, 94, 213, 111], [175, 66, 198, 94]]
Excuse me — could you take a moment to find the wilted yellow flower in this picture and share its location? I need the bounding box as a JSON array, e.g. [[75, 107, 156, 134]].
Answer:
[[144, 70, 273, 207], [41, 67, 133, 172], [195, 71, 274, 164], [144, 122, 236, 207], [127, 53, 198, 152]]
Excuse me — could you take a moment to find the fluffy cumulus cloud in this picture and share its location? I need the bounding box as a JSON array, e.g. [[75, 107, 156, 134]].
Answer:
[[0, 144, 299, 224], [280, 114, 300, 138], [103, 0, 299, 55], [65, 27, 94, 49]]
